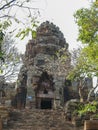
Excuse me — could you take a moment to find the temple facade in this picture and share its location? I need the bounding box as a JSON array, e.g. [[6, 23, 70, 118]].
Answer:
[[17, 21, 72, 108]]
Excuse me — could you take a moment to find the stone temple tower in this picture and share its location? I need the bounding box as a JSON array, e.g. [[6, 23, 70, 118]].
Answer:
[[17, 21, 72, 109]]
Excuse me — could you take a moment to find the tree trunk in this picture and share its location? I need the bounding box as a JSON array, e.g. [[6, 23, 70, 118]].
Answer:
[[87, 83, 98, 102], [79, 87, 84, 102], [78, 80, 84, 102]]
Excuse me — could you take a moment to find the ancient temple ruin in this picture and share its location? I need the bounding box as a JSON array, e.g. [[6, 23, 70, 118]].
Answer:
[[17, 21, 72, 108], [17, 21, 93, 109]]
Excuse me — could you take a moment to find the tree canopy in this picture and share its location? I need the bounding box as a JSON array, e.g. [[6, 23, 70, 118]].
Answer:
[[68, 1, 98, 81], [74, 1, 98, 45]]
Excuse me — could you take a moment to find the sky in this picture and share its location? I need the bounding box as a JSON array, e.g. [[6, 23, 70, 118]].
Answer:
[[16, 0, 90, 53], [40, 0, 90, 50]]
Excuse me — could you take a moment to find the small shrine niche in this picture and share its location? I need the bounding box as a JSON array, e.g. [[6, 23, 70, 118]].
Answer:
[[34, 71, 55, 109]]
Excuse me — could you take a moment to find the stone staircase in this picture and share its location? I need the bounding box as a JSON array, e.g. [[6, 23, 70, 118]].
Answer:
[[3, 108, 83, 130]]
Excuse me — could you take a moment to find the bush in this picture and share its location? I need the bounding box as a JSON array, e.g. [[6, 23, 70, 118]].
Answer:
[[73, 101, 98, 117]]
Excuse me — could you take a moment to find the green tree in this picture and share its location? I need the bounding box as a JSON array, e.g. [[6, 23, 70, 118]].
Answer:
[[73, 0, 98, 77], [67, 1, 98, 101], [74, 1, 98, 45], [68, 0, 98, 77]]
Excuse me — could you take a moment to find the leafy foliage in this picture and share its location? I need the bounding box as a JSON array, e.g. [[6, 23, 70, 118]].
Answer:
[[75, 101, 98, 116], [67, 45, 98, 81], [67, 1, 98, 101], [0, 0, 40, 68], [68, 1, 98, 80], [16, 18, 39, 39], [74, 1, 98, 45]]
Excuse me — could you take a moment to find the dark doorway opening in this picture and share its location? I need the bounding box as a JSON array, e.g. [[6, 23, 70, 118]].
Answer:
[[41, 100, 52, 109]]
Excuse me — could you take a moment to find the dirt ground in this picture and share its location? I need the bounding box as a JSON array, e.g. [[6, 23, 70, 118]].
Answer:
[[3, 107, 84, 130]]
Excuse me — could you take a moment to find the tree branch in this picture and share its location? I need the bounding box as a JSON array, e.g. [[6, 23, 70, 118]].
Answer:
[[87, 82, 98, 102], [10, 4, 40, 10], [0, 0, 16, 10]]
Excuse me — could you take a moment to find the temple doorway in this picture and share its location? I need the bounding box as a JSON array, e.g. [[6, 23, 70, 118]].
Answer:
[[34, 71, 55, 109], [41, 99, 52, 109]]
